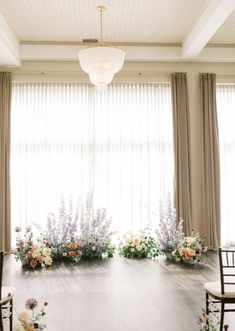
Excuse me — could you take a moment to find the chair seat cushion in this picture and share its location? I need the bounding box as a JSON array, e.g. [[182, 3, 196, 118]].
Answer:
[[1, 286, 15, 303], [204, 281, 235, 298]]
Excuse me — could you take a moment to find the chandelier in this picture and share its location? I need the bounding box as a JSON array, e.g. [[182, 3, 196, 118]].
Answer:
[[78, 6, 125, 90]]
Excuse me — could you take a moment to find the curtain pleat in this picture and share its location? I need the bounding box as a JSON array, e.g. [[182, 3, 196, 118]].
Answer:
[[0, 72, 12, 251], [171, 73, 192, 235], [200, 73, 220, 248], [11, 82, 174, 235]]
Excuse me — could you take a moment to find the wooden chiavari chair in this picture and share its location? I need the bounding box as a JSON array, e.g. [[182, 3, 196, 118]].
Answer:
[[204, 248, 235, 331], [0, 252, 14, 331]]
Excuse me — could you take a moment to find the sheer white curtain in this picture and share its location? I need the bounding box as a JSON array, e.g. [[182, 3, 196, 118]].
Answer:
[[11, 82, 173, 234], [217, 84, 235, 246]]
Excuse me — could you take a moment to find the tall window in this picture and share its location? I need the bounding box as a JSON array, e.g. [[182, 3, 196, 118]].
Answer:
[[11, 82, 173, 234], [217, 84, 235, 246]]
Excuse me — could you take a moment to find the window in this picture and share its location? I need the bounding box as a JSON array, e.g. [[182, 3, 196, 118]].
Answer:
[[217, 84, 235, 245], [11, 82, 173, 234]]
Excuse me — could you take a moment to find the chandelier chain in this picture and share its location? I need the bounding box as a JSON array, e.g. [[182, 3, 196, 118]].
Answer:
[[97, 5, 106, 45]]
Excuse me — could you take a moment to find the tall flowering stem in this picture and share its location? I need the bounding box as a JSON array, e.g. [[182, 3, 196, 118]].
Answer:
[[79, 192, 116, 259], [35, 195, 81, 261], [156, 196, 184, 253]]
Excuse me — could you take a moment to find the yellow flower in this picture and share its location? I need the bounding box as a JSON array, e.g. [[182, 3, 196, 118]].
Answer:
[[42, 247, 52, 257], [18, 311, 29, 323], [45, 256, 53, 266], [25, 326, 35, 331], [31, 249, 40, 258]]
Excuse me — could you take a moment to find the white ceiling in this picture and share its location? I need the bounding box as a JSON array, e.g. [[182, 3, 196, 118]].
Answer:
[[0, 0, 235, 66]]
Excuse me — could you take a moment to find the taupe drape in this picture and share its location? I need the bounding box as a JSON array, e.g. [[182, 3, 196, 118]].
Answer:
[[200, 73, 220, 248], [0, 72, 11, 251], [171, 73, 192, 235]]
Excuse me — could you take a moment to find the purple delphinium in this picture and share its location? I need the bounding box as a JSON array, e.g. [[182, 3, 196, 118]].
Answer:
[[79, 193, 115, 259], [156, 195, 184, 252]]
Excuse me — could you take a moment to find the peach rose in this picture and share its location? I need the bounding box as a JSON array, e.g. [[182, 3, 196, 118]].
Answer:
[[76, 250, 82, 256], [133, 238, 140, 245], [68, 250, 76, 257], [38, 256, 45, 264], [30, 259, 38, 268], [77, 241, 83, 248], [26, 251, 32, 258], [68, 242, 77, 250]]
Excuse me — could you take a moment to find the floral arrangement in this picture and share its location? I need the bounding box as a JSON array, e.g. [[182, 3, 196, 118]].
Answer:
[[197, 310, 229, 330], [14, 193, 116, 267], [13, 227, 53, 269], [35, 196, 79, 260], [156, 196, 184, 256], [172, 232, 207, 265], [62, 240, 83, 262], [14, 298, 48, 330], [156, 196, 206, 264], [119, 229, 161, 259], [79, 193, 116, 259]]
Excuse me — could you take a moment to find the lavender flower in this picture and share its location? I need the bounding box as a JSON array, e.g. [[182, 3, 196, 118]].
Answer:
[[156, 195, 184, 252], [79, 193, 116, 259], [15, 226, 22, 233], [25, 298, 38, 310]]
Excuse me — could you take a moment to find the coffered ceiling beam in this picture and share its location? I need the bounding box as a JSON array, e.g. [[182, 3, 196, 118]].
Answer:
[[19, 44, 235, 63], [0, 11, 20, 66], [182, 0, 235, 59]]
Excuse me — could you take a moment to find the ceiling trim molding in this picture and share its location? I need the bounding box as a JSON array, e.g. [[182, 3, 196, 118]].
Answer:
[[20, 40, 182, 47], [182, 0, 235, 59], [0, 11, 20, 66], [18, 44, 235, 63]]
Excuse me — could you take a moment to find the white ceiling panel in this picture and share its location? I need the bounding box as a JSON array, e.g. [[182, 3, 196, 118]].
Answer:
[[0, 0, 206, 44], [209, 10, 235, 44]]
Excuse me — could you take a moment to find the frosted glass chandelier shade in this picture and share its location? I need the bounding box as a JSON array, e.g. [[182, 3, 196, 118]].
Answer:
[[78, 5, 125, 89], [79, 46, 125, 88]]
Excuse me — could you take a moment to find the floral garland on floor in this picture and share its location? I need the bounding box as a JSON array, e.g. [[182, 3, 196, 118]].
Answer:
[[13, 194, 207, 268]]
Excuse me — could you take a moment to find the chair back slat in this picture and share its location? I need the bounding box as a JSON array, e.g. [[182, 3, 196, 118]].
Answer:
[[219, 248, 235, 295], [226, 252, 229, 266]]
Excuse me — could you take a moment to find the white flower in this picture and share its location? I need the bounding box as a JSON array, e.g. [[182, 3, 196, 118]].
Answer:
[[131, 248, 135, 253], [42, 247, 52, 257], [136, 245, 142, 251], [45, 256, 53, 266], [92, 246, 96, 251], [102, 252, 108, 259]]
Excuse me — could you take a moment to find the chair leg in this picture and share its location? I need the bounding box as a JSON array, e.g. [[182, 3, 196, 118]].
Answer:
[[9, 299, 13, 331], [206, 292, 209, 315], [0, 306, 3, 331], [220, 302, 225, 331]]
